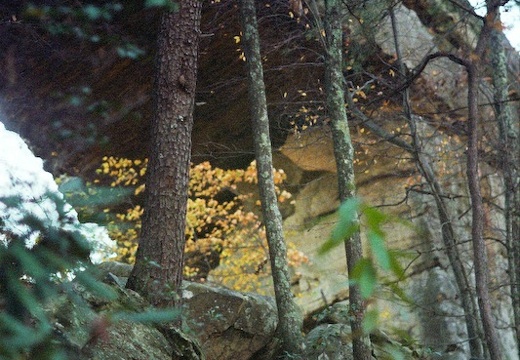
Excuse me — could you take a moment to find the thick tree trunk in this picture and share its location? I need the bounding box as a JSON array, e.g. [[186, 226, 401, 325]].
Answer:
[[239, 0, 303, 357], [323, 1, 372, 359], [126, 1, 202, 309]]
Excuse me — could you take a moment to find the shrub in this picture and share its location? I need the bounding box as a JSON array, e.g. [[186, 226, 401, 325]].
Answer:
[[95, 157, 308, 292]]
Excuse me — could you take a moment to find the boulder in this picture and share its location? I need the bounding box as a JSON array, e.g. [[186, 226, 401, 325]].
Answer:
[[182, 282, 277, 360], [94, 262, 277, 360], [49, 281, 176, 360], [304, 324, 353, 360]]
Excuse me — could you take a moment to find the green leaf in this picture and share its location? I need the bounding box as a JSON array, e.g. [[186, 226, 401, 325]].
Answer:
[[319, 198, 360, 255], [363, 206, 387, 236], [362, 308, 379, 334], [144, 0, 179, 11], [60, 180, 132, 209], [11, 243, 45, 276], [388, 283, 411, 304], [74, 271, 118, 301], [383, 343, 406, 360], [388, 250, 405, 279], [351, 258, 377, 299], [113, 309, 181, 324], [7, 273, 46, 322], [368, 231, 390, 270]]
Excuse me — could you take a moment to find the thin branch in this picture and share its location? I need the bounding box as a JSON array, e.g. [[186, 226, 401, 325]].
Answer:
[[393, 52, 470, 94]]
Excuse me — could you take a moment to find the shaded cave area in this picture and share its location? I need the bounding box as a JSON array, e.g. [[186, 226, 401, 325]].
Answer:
[[0, 0, 420, 179]]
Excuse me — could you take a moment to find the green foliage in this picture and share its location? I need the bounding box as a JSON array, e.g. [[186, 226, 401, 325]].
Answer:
[[361, 308, 379, 334], [23, 2, 149, 61], [319, 198, 408, 335], [0, 190, 182, 358], [58, 176, 131, 225], [0, 192, 115, 358], [319, 198, 405, 300], [351, 258, 377, 299], [320, 198, 361, 253], [112, 309, 180, 324], [25, 3, 123, 42], [144, 0, 180, 11]]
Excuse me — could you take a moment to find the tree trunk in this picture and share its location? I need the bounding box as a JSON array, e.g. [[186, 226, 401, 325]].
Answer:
[[489, 10, 520, 357], [239, 0, 303, 358], [126, 1, 202, 309], [463, 2, 504, 358], [323, 1, 372, 359], [466, 60, 502, 360], [388, 6, 484, 358]]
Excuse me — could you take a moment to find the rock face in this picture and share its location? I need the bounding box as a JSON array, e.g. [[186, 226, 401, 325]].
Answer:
[[182, 282, 277, 360], [85, 263, 277, 360], [279, 122, 517, 359], [304, 324, 354, 360], [50, 280, 175, 360]]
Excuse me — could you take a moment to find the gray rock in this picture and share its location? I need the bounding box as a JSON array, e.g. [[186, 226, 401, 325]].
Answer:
[[182, 282, 277, 360], [50, 281, 175, 360], [94, 262, 278, 360], [304, 324, 353, 360]]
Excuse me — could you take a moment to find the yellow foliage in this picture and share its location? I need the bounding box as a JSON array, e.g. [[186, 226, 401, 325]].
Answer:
[[96, 157, 307, 293]]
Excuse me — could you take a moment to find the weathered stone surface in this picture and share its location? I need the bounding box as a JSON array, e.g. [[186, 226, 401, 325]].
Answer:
[[94, 262, 277, 360], [50, 281, 174, 360], [82, 320, 174, 360], [411, 268, 468, 360], [276, 118, 517, 359], [304, 324, 354, 360], [181, 282, 277, 360]]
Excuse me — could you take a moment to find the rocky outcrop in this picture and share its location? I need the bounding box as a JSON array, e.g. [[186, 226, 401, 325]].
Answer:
[[75, 262, 277, 360], [182, 282, 277, 360], [49, 280, 176, 360], [277, 119, 517, 359], [2, 1, 516, 177]]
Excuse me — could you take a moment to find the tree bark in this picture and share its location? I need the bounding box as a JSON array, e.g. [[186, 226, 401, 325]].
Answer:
[[324, 1, 372, 359], [464, 2, 503, 357], [388, 6, 484, 358], [239, 0, 303, 357], [489, 11, 520, 356], [126, 1, 202, 309]]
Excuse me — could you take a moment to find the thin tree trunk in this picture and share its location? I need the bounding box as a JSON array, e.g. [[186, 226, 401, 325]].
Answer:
[[463, 2, 504, 358], [388, 6, 484, 358], [323, 1, 372, 359], [466, 60, 502, 360], [239, 0, 303, 357], [127, 1, 202, 310], [489, 10, 520, 357]]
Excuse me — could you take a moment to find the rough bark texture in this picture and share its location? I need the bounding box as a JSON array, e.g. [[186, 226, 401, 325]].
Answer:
[[239, 0, 304, 358], [464, 1, 503, 358], [490, 11, 520, 357], [323, 1, 372, 359], [466, 62, 501, 360], [126, 1, 202, 309]]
